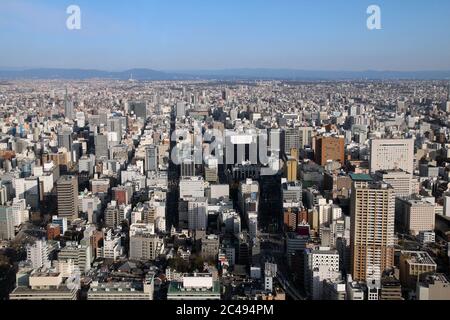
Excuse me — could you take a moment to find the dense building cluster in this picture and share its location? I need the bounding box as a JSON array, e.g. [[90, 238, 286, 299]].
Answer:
[[1, 79, 450, 300]]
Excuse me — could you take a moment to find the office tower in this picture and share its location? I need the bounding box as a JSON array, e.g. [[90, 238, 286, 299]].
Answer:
[[57, 176, 79, 221], [176, 102, 186, 119], [145, 145, 158, 172], [0, 206, 14, 240], [286, 232, 309, 266], [107, 118, 122, 141], [299, 127, 313, 149], [284, 128, 301, 156], [27, 239, 50, 269], [95, 134, 109, 159], [130, 101, 148, 119], [369, 139, 414, 174], [57, 127, 73, 151], [314, 136, 345, 166], [64, 89, 74, 120], [286, 158, 298, 182], [181, 158, 195, 177], [188, 198, 208, 231], [374, 170, 414, 198], [395, 198, 435, 235], [304, 247, 340, 300], [350, 180, 395, 282]]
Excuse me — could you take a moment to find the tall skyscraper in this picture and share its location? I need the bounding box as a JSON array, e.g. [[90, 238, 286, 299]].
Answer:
[[57, 176, 79, 221], [369, 139, 414, 174], [350, 179, 395, 282], [64, 88, 74, 120]]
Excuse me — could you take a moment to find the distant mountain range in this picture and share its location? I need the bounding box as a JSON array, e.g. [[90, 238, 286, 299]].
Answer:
[[1, 68, 450, 80]]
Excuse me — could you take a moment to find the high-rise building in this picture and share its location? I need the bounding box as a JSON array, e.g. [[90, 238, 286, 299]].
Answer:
[[57, 176, 79, 221], [104, 202, 121, 229], [57, 127, 73, 151], [107, 118, 123, 142], [94, 134, 109, 159], [188, 198, 208, 231], [283, 128, 301, 156], [299, 127, 313, 149], [314, 136, 345, 166], [374, 169, 415, 198], [64, 89, 74, 120], [181, 158, 195, 177], [145, 145, 158, 172], [286, 158, 298, 182], [395, 197, 435, 236], [350, 180, 395, 282], [0, 206, 14, 240], [176, 102, 186, 119], [130, 101, 148, 119], [369, 139, 414, 174]]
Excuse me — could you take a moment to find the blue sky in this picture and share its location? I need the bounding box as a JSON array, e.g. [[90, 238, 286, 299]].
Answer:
[[0, 0, 449, 71]]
